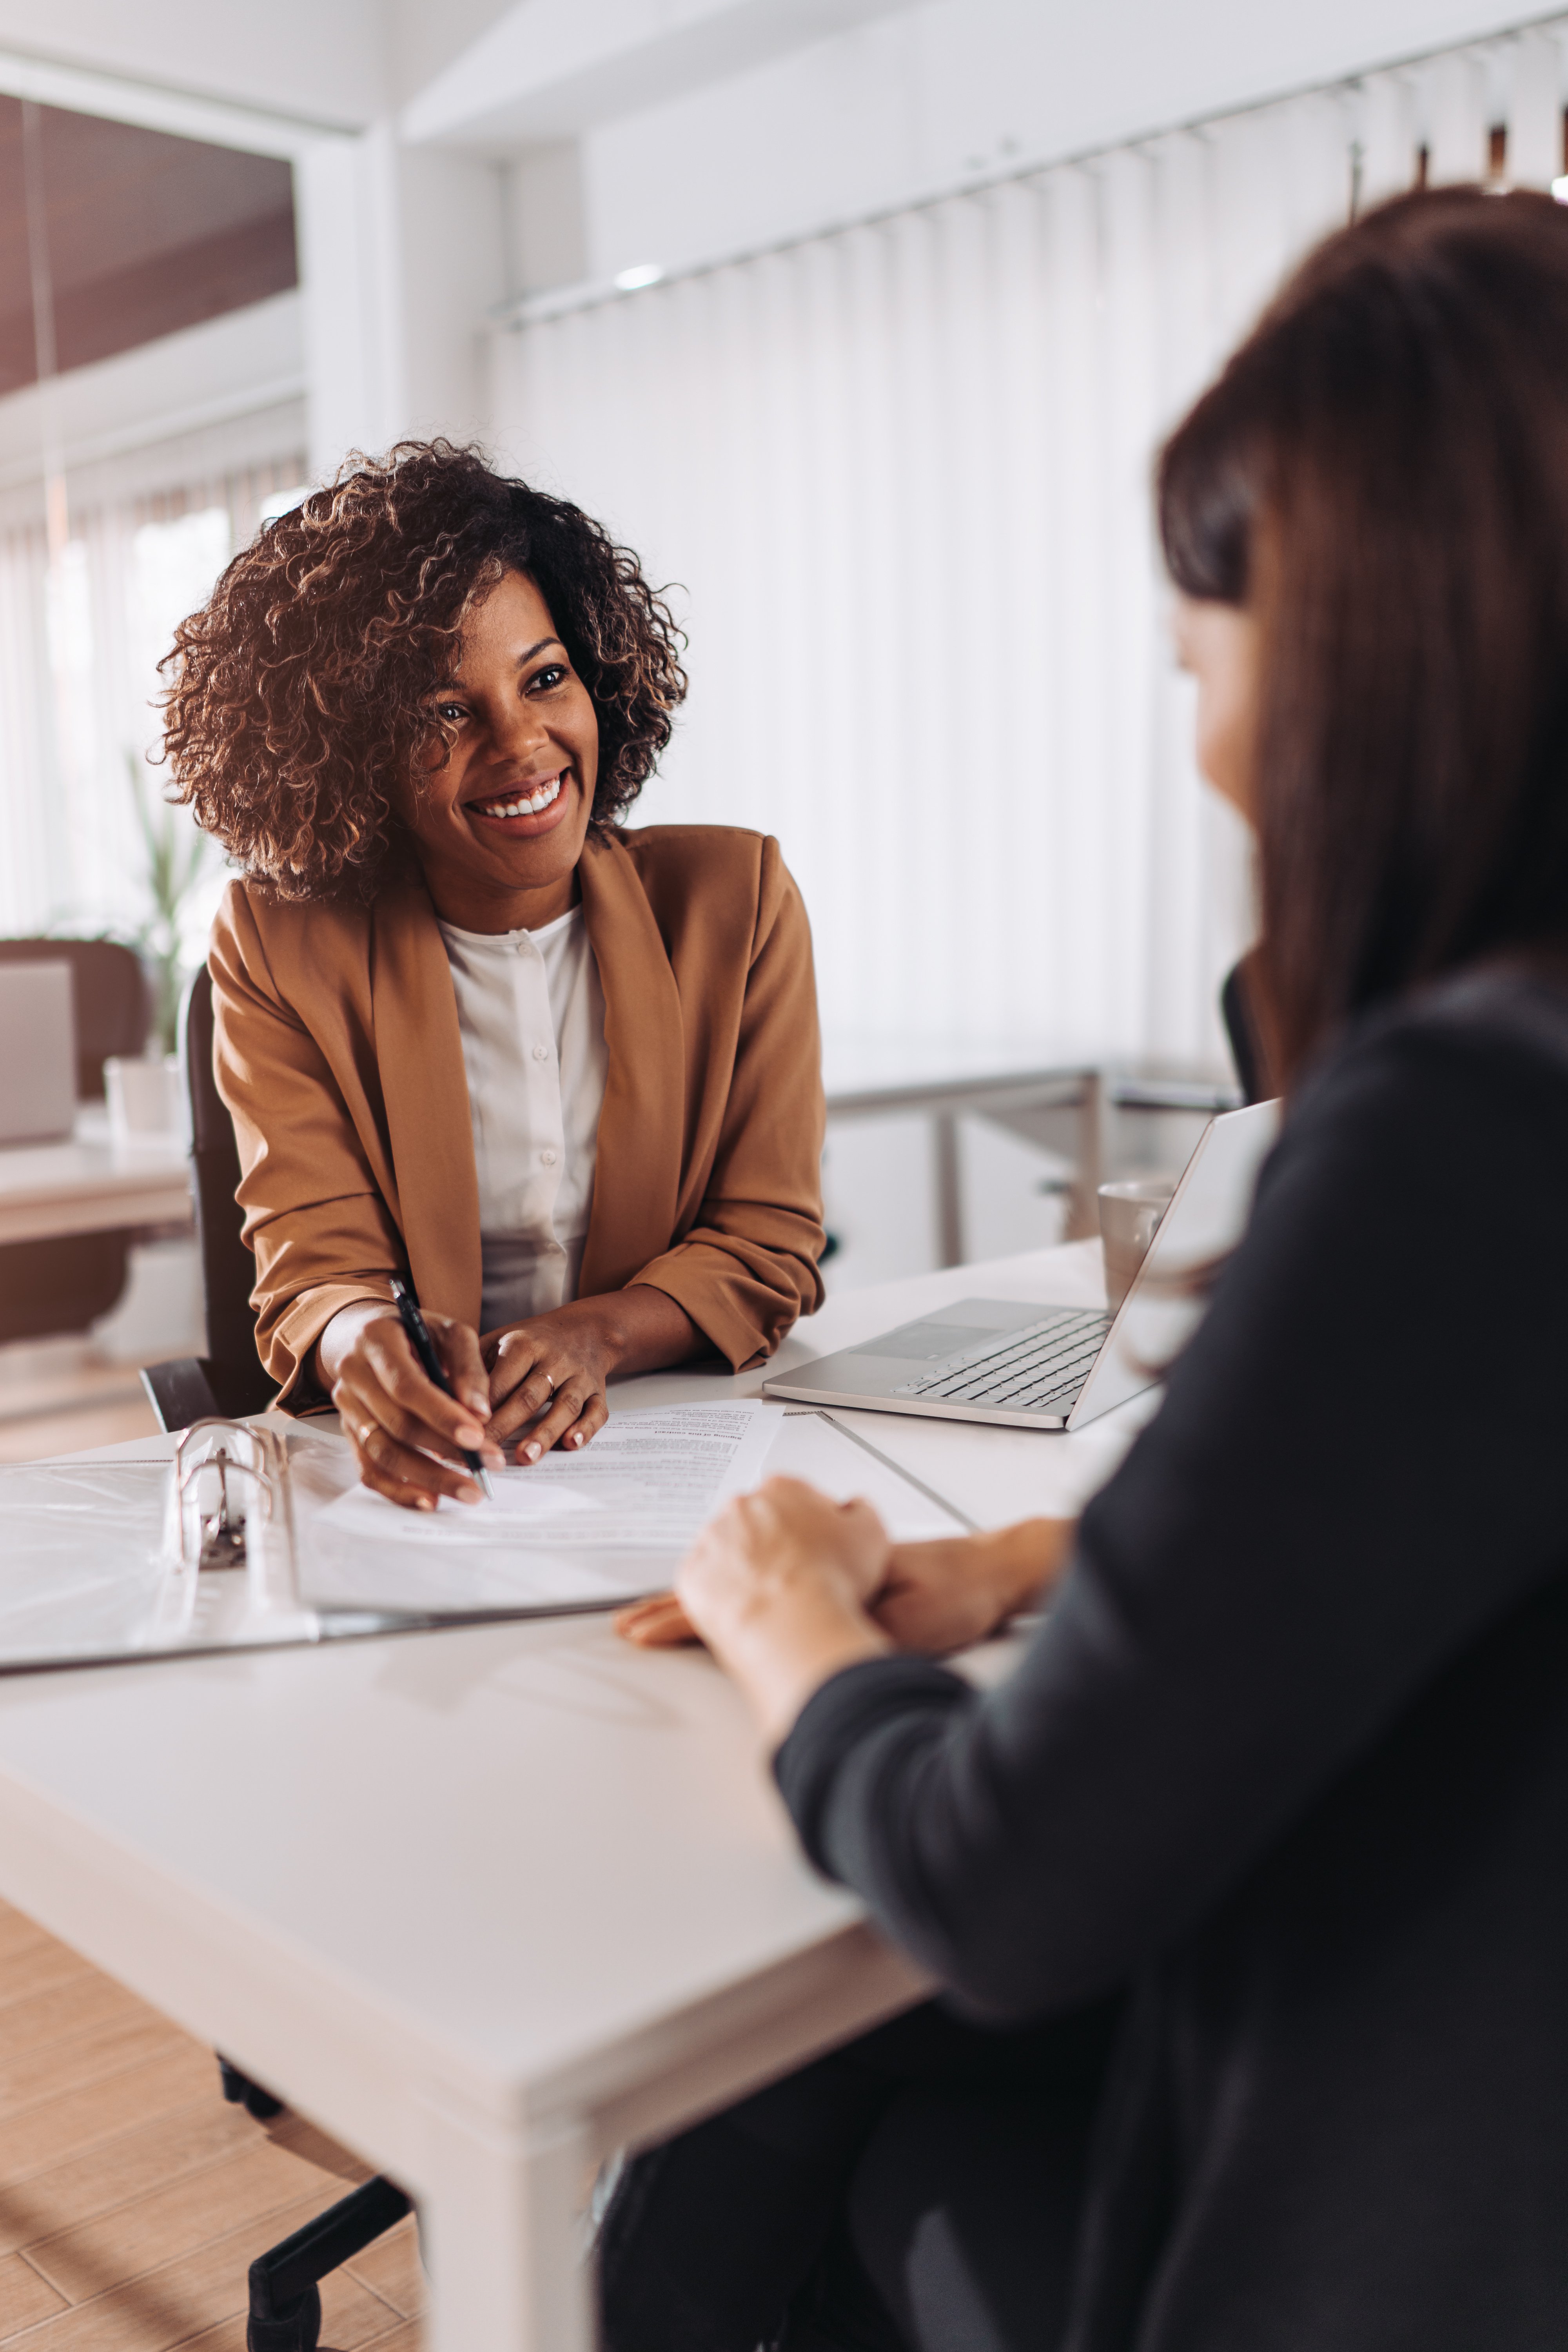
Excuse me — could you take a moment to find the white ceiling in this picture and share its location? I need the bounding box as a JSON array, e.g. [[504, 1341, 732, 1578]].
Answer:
[[404, 0, 1558, 154], [0, 0, 1561, 179], [401, 0, 925, 147], [0, 0, 1553, 154], [0, 0, 388, 127]]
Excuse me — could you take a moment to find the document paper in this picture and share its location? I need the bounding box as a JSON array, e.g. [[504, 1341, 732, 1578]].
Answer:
[[299, 1401, 786, 1614]]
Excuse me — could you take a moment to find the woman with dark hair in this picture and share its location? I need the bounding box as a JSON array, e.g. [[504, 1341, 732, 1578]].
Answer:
[[605, 187, 1568, 2348], [166, 442, 825, 1501]]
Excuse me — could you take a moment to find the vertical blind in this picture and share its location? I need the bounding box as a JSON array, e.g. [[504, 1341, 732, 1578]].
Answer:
[[492, 21, 1567, 1065]]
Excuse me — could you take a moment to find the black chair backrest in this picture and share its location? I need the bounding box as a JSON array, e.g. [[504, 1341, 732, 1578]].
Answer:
[[0, 937, 149, 1098], [1220, 954, 1270, 1106], [183, 967, 272, 1405]]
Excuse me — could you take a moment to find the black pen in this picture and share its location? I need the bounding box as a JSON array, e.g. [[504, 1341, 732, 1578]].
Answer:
[[388, 1274, 495, 1501]]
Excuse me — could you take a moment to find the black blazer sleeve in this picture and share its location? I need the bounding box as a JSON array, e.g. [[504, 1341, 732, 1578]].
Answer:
[[775, 983, 1568, 2021]]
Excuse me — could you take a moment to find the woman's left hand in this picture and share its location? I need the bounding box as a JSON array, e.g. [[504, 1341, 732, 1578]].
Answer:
[[483, 1303, 616, 1461], [483, 1285, 704, 1461], [675, 1476, 895, 1744]]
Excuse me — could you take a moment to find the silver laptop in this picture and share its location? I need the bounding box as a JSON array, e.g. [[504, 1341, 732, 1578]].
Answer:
[[766, 1098, 1281, 1432], [0, 962, 76, 1145]]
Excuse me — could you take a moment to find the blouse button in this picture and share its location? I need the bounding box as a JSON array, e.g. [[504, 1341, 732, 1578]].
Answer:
[[532, 1042, 549, 1061], [539, 1147, 558, 1166]]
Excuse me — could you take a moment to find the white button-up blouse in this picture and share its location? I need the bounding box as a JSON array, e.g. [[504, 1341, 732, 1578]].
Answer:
[[436, 904, 609, 1334]]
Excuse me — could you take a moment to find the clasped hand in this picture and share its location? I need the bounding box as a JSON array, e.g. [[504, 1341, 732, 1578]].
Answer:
[[319, 1296, 629, 1510], [617, 1478, 1074, 1746]]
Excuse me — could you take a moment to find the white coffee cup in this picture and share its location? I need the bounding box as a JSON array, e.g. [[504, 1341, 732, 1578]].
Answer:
[[1098, 1175, 1177, 1313], [105, 1054, 185, 1147]]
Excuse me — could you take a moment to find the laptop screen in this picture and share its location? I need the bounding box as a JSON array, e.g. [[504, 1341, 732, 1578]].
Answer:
[[0, 962, 76, 1145]]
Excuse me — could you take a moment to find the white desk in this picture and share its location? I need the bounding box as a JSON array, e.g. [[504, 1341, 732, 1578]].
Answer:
[[0, 1241, 1153, 2352], [0, 1105, 191, 1245]]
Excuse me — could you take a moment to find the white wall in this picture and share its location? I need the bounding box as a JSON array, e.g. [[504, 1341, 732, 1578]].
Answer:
[[385, 146, 509, 444]]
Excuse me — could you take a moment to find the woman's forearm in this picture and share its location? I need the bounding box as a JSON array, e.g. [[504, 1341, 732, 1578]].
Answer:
[[675, 1483, 895, 1745], [712, 1588, 892, 1750], [547, 1283, 708, 1377], [316, 1299, 396, 1394], [971, 1518, 1073, 1617]]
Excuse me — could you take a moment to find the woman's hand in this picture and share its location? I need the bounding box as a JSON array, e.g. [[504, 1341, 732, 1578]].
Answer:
[[871, 1518, 1074, 1650], [317, 1301, 502, 1510], [618, 1514, 1075, 1661], [483, 1287, 702, 1462], [673, 1477, 895, 1745]]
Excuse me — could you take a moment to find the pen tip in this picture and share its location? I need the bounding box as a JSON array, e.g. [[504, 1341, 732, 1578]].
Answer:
[[478, 1469, 496, 1501]]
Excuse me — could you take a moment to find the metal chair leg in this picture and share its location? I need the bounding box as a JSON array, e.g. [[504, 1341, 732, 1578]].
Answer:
[[246, 2175, 413, 2352]]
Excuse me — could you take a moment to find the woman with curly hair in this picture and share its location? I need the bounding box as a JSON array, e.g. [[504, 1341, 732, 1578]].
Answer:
[[165, 441, 825, 1504]]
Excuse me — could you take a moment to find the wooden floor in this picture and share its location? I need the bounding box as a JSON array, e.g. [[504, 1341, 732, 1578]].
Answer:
[[0, 1899, 425, 2351]]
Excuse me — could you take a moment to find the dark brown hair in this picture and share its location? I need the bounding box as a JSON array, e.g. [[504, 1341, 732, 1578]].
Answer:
[[1159, 187, 1568, 1084], [160, 441, 687, 901]]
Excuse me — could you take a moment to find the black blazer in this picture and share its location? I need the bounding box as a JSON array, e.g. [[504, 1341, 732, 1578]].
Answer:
[[778, 967, 1568, 2352]]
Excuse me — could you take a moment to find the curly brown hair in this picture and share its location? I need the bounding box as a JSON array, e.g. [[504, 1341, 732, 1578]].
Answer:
[[160, 440, 687, 901]]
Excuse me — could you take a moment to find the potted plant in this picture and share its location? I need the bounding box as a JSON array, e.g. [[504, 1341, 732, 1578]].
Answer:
[[127, 747, 212, 1057]]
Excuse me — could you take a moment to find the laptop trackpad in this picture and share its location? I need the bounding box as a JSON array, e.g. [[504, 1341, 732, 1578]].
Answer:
[[869, 1321, 1004, 1360]]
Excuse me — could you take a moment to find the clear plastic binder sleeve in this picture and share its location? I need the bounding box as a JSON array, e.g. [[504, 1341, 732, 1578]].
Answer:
[[0, 1462, 173, 1666], [0, 1418, 324, 1672]]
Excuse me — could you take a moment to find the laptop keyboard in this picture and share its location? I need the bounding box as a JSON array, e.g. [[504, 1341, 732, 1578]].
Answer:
[[893, 1308, 1111, 1415]]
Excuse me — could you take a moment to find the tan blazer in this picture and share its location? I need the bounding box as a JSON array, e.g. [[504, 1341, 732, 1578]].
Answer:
[[208, 825, 827, 1406]]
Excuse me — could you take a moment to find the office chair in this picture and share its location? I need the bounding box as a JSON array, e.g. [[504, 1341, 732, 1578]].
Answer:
[[0, 937, 149, 1346], [140, 969, 278, 1426], [1220, 948, 1271, 1106], [140, 967, 414, 2352]]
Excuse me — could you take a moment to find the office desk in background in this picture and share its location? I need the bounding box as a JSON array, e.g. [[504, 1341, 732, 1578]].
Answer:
[[823, 1033, 1238, 1265], [0, 1105, 191, 1246], [0, 1240, 1156, 2352]]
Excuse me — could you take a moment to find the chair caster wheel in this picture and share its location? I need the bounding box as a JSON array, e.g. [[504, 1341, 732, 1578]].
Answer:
[[246, 2283, 321, 2352], [218, 2056, 284, 2122]]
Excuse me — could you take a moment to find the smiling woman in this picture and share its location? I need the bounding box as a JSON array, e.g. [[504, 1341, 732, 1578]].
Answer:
[[161, 441, 827, 1502], [409, 571, 601, 931]]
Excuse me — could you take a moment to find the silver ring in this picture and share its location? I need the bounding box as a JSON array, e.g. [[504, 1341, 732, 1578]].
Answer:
[[543, 1374, 555, 1393]]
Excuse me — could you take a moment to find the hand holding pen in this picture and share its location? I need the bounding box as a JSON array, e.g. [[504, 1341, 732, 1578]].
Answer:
[[315, 1285, 503, 1511], [390, 1278, 497, 1501]]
